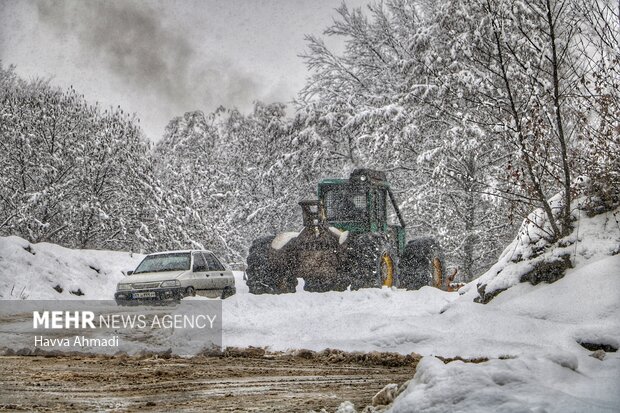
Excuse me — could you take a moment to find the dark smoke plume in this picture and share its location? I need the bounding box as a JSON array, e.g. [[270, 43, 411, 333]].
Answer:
[[35, 0, 260, 111]]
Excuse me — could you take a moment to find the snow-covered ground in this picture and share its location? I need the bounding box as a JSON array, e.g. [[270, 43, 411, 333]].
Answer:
[[223, 254, 620, 358], [0, 206, 618, 412]]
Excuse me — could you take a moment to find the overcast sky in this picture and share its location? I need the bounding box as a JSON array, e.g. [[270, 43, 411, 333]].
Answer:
[[0, 0, 367, 141]]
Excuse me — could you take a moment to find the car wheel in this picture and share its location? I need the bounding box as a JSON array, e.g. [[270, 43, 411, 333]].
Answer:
[[221, 286, 235, 299], [185, 286, 196, 297]]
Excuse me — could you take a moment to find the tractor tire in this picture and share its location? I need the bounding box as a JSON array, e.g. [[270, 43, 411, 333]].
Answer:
[[399, 237, 444, 290], [303, 270, 349, 293], [246, 235, 298, 295], [348, 233, 398, 290]]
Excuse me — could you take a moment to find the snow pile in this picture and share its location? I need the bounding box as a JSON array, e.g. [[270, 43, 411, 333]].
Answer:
[[221, 254, 620, 359], [383, 205, 620, 413], [0, 235, 143, 300], [223, 286, 457, 353], [462, 203, 619, 302], [386, 254, 620, 413], [391, 354, 620, 413]]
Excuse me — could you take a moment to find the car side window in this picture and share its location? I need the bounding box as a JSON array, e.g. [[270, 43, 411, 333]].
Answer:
[[205, 253, 225, 271], [192, 252, 207, 272]]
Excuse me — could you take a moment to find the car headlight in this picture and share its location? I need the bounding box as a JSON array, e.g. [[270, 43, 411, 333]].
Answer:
[[160, 280, 181, 288], [117, 283, 132, 291]]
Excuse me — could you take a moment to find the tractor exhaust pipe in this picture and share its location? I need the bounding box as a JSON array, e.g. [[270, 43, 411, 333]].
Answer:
[[299, 200, 326, 228]]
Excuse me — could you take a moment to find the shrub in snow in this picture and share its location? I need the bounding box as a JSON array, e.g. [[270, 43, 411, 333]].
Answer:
[[518, 255, 573, 286]]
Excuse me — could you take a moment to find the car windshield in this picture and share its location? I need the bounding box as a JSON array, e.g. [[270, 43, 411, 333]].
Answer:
[[133, 253, 191, 274]]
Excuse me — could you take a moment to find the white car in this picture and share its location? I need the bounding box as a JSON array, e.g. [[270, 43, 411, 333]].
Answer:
[[115, 250, 236, 305]]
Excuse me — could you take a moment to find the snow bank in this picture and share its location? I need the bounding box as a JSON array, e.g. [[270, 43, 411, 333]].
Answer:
[[0, 235, 143, 300], [390, 354, 620, 413], [464, 204, 619, 301], [223, 286, 457, 354], [383, 204, 620, 413], [489, 255, 620, 326], [385, 254, 620, 412], [2, 234, 618, 359], [217, 255, 620, 359]]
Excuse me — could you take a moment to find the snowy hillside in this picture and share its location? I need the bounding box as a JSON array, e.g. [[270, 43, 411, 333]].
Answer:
[[383, 206, 620, 413], [463, 203, 620, 303], [0, 236, 143, 300], [387, 253, 620, 413]]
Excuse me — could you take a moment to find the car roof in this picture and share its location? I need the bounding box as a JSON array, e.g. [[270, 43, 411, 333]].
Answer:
[[147, 249, 214, 256]]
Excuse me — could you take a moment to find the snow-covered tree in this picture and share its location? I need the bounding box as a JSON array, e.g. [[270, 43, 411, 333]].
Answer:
[[572, 1, 620, 212], [152, 102, 325, 263], [296, 1, 515, 278], [2, 0, 615, 276], [151, 110, 226, 252], [0, 64, 160, 251]]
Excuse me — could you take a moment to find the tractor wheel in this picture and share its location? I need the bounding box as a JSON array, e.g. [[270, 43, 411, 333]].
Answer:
[[246, 235, 298, 294], [348, 234, 398, 290], [303, 270, 349, 293], [399, 237, 444, 290]]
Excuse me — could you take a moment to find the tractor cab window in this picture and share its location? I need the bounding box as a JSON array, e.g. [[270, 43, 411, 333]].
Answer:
[[324, 188, 367, 222], [373, 189, 386, 224]]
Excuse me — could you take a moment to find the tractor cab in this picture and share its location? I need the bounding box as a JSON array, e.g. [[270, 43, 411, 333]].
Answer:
[[317, 169, 406, 253]]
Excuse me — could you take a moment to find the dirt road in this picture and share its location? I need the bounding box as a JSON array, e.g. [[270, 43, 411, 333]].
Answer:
[[0, 349, 419, 412]]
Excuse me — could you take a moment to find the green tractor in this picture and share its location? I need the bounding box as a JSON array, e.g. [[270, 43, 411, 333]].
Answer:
[[245, 169, 445, 294]]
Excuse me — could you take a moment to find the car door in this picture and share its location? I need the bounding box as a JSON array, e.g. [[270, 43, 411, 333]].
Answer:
[[204, 252, 230, 289], [191, 252, 212, 291]]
